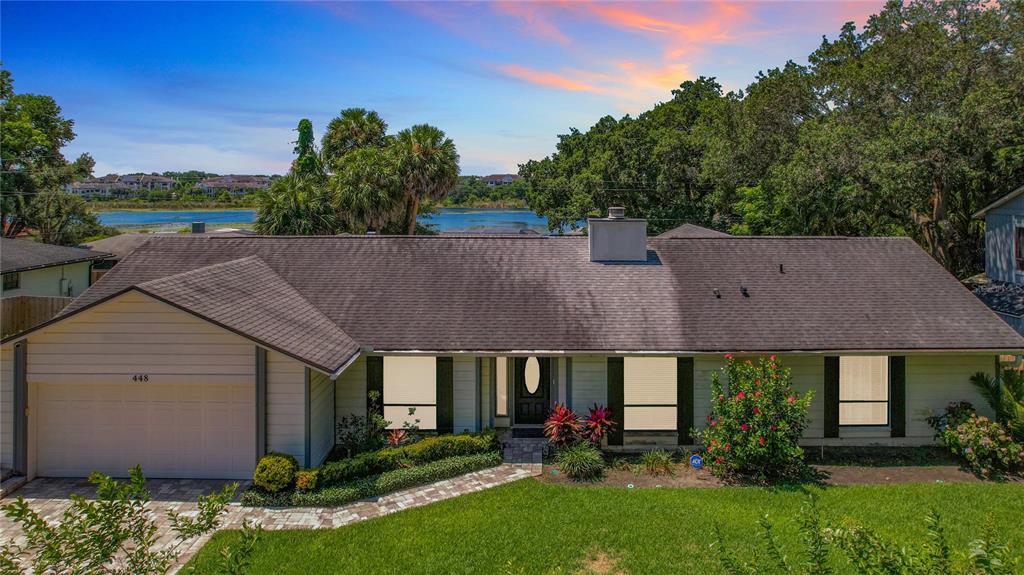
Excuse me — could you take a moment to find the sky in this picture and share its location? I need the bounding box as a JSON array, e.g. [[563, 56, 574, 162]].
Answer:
[[1, 1, 882, 176]]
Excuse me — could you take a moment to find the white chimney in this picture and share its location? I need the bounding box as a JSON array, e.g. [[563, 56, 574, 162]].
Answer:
[[588, 206, 647, 262]]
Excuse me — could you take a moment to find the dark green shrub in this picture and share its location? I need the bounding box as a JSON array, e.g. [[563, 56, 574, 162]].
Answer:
[[555, 442, 604, 481], [295, 469, 318, 492], [252, 453, 298, 493], [242, 452, 502, 508], [639, 450, 674, 476], [697, 354, 812, 480]]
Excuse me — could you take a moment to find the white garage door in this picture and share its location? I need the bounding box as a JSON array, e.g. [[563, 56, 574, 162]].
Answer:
[[36, 380, 255, 479]]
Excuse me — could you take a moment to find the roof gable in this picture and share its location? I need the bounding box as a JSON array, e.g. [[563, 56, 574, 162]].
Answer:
[[1, 238, 110, 274]]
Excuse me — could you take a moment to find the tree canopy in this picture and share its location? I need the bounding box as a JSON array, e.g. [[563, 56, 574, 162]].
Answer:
[[520, 0, 1024, 277]]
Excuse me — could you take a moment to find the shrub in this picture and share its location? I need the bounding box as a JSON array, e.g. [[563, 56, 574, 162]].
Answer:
[[544, 403, 582, 446], [335, 391, 390, 457], [243, 452, 503, 508], [555, 442, 604, 481], [927, 401, 976, 436], [295, 469, 318, 492], [318, 431, 497, 487], [970, 370, 1024, 441], [253, 453, 299, 493], [640, 450, 674, 476], [697, 355, 812, 481], [941, 414, 1023, 478], [584, 404, 616, 446]]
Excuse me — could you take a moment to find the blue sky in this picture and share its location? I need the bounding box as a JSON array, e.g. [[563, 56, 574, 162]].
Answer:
[[1, 1, 881, 176]]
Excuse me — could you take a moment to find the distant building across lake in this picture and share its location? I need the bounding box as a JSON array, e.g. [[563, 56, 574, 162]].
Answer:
[[479, 174, 521, 186], [65, 173, 271, 199]]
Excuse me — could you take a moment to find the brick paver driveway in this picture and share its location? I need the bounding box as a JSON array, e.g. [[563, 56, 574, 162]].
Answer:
[[0, 463, 539, 572]]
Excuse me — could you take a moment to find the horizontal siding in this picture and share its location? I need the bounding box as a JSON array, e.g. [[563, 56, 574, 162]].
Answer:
[[335, 355, 366, 425], [453, 355, 476, 433], [266, 350, 305, 462], [1, 344, 12, 470], [906, 354, 994, 439], [26, 291, 255, 385], [480, 358, 492, 429], [309, 371, 333, 466], [570, 356, 607, 411]]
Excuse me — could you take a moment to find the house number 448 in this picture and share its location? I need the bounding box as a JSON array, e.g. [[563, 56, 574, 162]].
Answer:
[[132, 374, 150, 382]]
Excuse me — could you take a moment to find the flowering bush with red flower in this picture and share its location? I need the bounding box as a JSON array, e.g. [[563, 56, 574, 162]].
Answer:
[[697, 354, 813, 480]]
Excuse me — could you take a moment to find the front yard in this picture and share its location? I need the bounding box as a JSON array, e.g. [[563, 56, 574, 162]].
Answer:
[[185, 479, 1024, 574]]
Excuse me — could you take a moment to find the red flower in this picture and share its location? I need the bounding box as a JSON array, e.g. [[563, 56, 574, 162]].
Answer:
[[769, 354, 777, 362], [770, 364, 778, 370], [718, 394, 725, 401], [736, 391, 746, 400], [752, 407, 760, 415], [759, 436, 766, 446], [710, 420, 717, 427], [724, 443, 731, 450], [754, 391, 763, 398], [715, 457, 723, 465], [741, 424, 749, 431], [771, 425, 778, 431], [724, 354, 734, 360], [787, 396, 796, 403]]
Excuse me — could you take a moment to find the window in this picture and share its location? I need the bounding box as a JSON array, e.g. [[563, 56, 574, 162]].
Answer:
[[622, 357, 677, 431], [382, 356, 437, 430], [2, 272, 19, 291], [495, 357, 508, 417], [839, 356, 889, 426], [1016, 227, 1024, 270]]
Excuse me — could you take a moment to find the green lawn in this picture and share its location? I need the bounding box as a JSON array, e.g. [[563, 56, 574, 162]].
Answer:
[[186, 479, 1024, 574]]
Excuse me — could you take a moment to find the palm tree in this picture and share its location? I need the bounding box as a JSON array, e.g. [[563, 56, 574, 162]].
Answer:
[[254, 174, 340, 235], [330, 147, 404, 232], [393, 124, 459, 235], [321, 108, 388, 170]]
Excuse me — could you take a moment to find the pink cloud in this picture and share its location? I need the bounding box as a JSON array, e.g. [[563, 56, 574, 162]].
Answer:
[[498, 64, 607, 93], [492, 1, 571, 45]]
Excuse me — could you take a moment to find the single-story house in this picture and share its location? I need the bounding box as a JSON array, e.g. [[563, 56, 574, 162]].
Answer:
[[1, 238, 110, 299], [1, 210, 1020, 480]]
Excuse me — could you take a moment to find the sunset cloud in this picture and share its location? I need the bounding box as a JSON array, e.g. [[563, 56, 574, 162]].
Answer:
[[498, 64, 607, 93], [492, 1, 571, 45]]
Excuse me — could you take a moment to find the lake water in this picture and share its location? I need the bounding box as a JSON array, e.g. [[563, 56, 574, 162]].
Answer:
[[98, 207, 554, 234]]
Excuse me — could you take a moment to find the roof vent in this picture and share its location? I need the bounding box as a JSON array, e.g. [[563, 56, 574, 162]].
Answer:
[[588, 207, 647, 262], [191, 221, 206, 234]]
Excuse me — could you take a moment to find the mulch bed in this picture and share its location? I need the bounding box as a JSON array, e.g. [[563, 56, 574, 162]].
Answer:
[[535, 462, 1010, 488]]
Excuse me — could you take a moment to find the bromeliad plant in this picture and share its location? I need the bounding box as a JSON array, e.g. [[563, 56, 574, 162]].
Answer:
[[698, 354, 813, 480], [543, 403, 582, 446], [584, 404, 616, 446]]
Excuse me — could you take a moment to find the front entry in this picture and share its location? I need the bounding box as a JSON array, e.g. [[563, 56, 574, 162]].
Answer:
[[514, 357, 551, 424]]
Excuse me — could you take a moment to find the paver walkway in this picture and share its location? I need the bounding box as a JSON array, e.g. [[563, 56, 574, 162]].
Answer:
[[0, 462, 540, 572]]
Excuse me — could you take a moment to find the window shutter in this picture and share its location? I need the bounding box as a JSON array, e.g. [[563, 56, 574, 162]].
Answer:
[[824, 357, 840, 438], [366, 356, 383, 417], [437, 357, 454, 434], [677, 357, 694, 444], [607, 358, 624, 446], [889, 356, 906, 438]]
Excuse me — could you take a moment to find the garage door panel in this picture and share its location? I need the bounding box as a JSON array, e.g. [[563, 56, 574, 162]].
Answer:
[[37, 381, 254, 479]]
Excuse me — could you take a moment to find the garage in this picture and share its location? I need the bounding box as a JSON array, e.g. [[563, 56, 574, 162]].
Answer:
[[35, 379, 254, 479]]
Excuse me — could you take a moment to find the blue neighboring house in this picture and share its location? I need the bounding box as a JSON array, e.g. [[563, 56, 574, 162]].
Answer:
[[973, 184, 1024, 334]]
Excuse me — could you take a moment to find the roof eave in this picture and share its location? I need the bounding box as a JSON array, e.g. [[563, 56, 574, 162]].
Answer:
[[2, 252, 113, 275]]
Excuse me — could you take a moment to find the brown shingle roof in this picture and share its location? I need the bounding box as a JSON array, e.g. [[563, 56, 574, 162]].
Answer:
[[47, 234, 1022, 354], [136, 256, 359, 372], [1, 238, 111, 274]]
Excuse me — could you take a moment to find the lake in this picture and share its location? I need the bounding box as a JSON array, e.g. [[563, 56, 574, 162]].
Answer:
[[97, 207, 555, 234]]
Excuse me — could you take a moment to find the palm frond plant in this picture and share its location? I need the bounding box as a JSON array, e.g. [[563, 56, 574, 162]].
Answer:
[[970, 370, 1024, 441]]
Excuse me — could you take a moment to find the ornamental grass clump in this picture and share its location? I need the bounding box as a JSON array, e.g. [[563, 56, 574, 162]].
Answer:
[[697, 354, 812, 481], [639, 450, 674, 476], [555, 442, 605, 481]]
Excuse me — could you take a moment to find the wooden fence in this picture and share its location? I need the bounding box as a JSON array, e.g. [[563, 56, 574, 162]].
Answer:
[[1, 296, 73, 338]]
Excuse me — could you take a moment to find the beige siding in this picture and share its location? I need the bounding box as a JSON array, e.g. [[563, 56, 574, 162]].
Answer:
[[570, 356, 607, 410], [453, 355, 476, 433], [905, 354, 995, 440], [479, 357, 492, 428], [309, 370, 334, 466], [266, 350, 304, 462], [1, 344, 12, 470], [336, 355, 366, 424]]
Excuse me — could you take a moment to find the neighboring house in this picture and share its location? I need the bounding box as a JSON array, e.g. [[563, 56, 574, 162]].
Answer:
[[480, 174, 521, 186], [1, 210, 1020, 480], [1, 238, 110, 299], [198, 175, 271, 196], [119, 174, 175, 191], [82, 227, 256, 279], [972, 184, 1024, 334]]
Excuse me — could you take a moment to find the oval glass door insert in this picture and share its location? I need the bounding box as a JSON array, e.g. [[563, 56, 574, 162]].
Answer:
[[524, 357, 540, 394]]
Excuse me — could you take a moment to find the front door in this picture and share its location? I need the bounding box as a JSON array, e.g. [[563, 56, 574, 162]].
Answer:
[[514, 357, 550, 424]]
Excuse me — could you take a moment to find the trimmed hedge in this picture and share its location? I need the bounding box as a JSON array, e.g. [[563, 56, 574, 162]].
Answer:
[[252, 452, 299, 493], [318, 431, 497, 487], [242, 452, 502, 508]]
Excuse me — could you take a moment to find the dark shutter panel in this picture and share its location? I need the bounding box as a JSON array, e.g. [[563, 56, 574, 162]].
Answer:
[[436, 357, 454, 434], [366, 356, 383, 417], [824, 356, 840, 438], [677, 357, 694, 445], [889, 356, 906, 438], [607, 357, 624, 446], [540, 358, 552, 409]]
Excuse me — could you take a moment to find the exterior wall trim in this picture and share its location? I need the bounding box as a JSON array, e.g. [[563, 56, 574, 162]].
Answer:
[[13, 341, 27, 474], [304, 367, 311, 468], [256, 347, 267, 461]]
